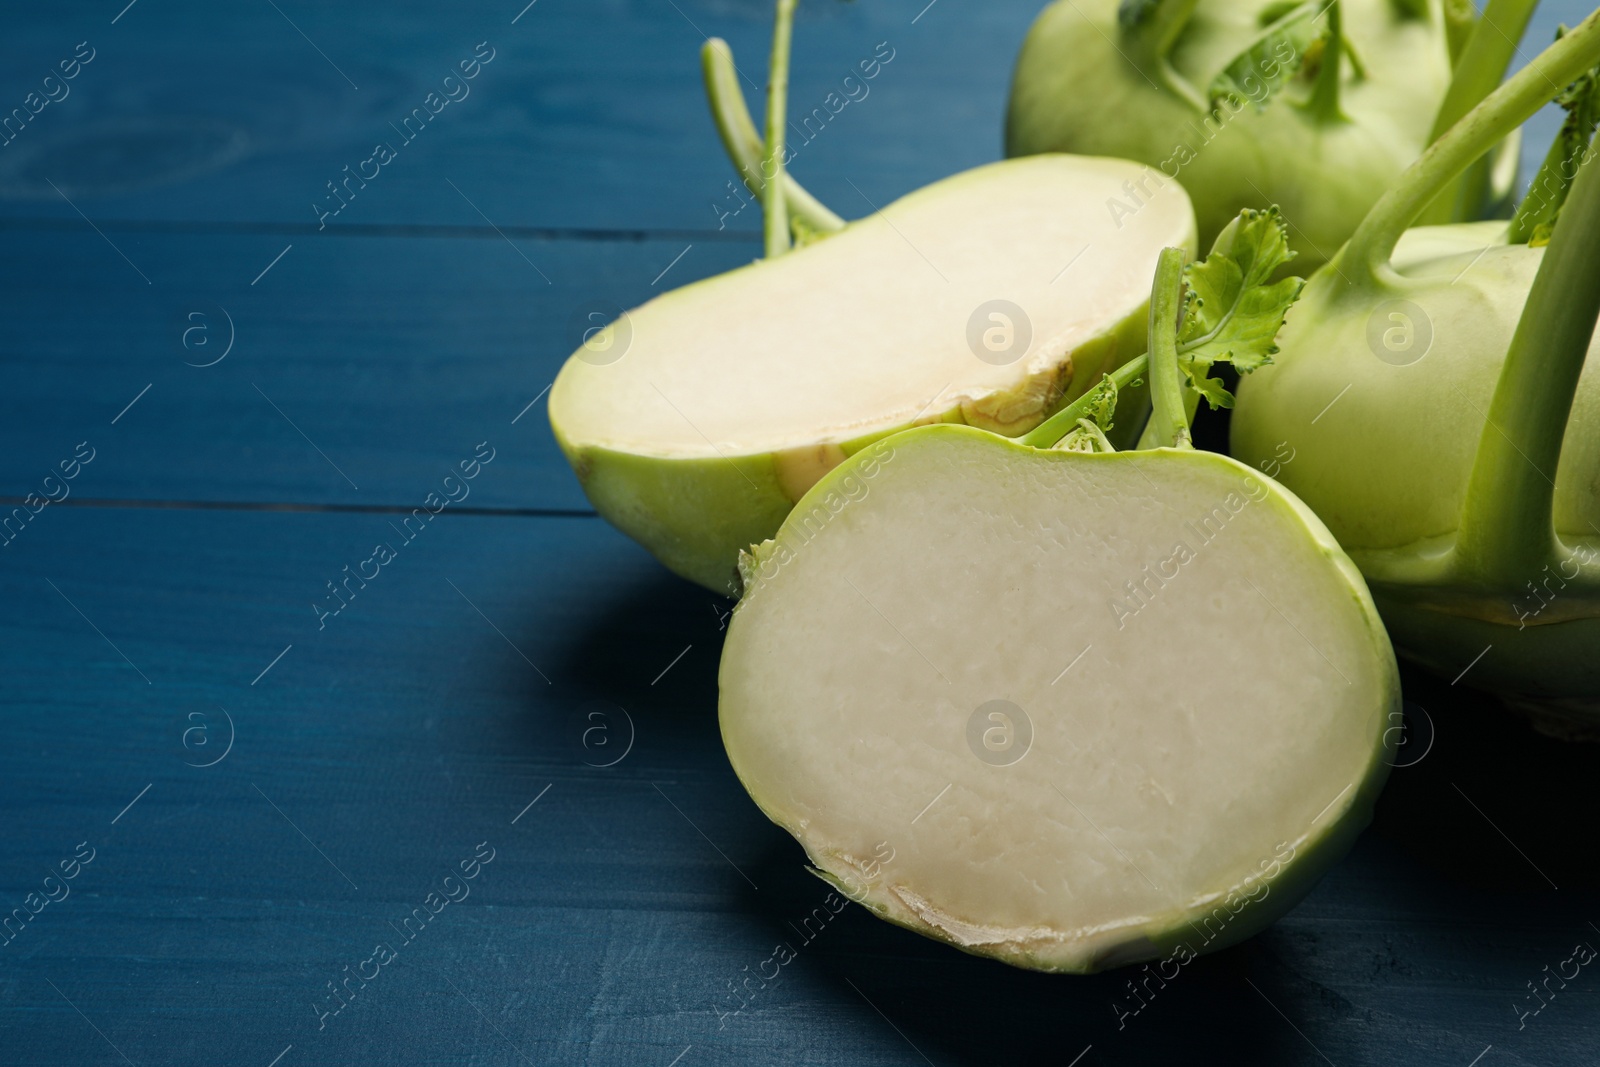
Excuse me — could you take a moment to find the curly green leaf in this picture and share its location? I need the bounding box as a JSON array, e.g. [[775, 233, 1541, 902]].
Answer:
[[1175, 207, 1305, 407]]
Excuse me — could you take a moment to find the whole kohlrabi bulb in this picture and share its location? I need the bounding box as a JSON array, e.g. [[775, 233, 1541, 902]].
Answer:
[[1005, 0, 1511, 270]]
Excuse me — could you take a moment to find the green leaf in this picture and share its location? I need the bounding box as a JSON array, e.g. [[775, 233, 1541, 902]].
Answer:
[[1173, 207, 1305, 408], [1082, 373, 1121, 431], [1208, 1, 1321, 111]]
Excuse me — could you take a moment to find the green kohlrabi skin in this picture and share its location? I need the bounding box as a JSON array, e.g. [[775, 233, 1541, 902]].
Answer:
[[1005, 0, 1461, 270], [551, 4, 1191, 594], [1231, 9, 1600, 729], [1231, 230, 1600, 716]]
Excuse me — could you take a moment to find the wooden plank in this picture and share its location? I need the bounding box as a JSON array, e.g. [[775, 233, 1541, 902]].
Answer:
[[0, 227, 758, 509], [0, 0, 1586, 234], [0, 505, 1595, 1065], [0, 0, 1039, 232]]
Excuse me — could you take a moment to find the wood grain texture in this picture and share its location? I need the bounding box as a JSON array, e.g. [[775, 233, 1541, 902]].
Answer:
[[0, 1, 1584, 234], [0, 226, 758, 510], [0, 0, 1034, 232], [0, 508, 1597, 1066], [3, 1, 1599, 1065]]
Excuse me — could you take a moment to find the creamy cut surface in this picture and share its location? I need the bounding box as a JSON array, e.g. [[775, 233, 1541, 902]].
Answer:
[[550, 156, 1193, 457], [719, 429, 1394, 971]]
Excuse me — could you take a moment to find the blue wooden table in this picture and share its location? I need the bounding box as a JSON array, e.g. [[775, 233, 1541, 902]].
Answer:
[[2, 2, 1596, 1064]]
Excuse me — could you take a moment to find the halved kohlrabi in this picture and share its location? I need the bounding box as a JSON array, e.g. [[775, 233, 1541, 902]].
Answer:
[[719, 217, 1398, 973], [548, 2, 1195, 593], [1231, 10, 1600, 730]]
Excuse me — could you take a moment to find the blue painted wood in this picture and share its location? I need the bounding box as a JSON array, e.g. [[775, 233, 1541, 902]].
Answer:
[[0, 508, 1596, 1065], [0, 0, 1588, 511], [0, 227, 757, 510], [0, 0, 1585, 234], [5, 2, 1600, 1065], [0, 0, 1038, 233]]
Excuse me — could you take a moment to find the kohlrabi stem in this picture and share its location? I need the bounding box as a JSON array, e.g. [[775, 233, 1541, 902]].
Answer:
[[1344, 6, 1600, 283], [1124, 0, 1208, 111], [1145, 247, 1194, 450], [1021, 354, 1148, 449], [1453, 143, 1600, 585], [1506, 117, 1579, 242], [763, 0, 797, 259], [1443, 0, 1479, 65], [1428, 0, 1541, 144], [1507, 63, 1600, 243], [1416, 0, 1540, 225], [701, 40, 846, 235], [1304, 0, 1348, 124]]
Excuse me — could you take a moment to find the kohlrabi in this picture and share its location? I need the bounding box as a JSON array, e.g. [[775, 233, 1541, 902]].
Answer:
[[548, 1, 1194, 593], [1005, 0, 1531, 269], [718, 212, 1398, 973], [1231, 10, 1600, 732]]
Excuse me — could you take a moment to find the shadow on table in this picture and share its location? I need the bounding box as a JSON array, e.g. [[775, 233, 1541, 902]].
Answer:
[[1371, 663, 1600, 891], [545, 568, 1592, 1065], [512, 565, 733, 765], [737, 837, 1331, 1067]]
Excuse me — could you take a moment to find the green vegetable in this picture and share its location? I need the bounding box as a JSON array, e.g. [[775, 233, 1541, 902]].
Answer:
[[718, 222, 1397, 972], [549, 0, 1196, 592], [1506, 27, 1600, 246], [1231, 10, 1600, 731], [1005, 0, 1528, 270]]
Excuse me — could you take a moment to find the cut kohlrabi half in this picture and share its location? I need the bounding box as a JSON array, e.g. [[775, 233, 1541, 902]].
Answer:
[[550, 158, 1192, 592], [719, 223, 1398, 973], [548, 2, 1195, 593], [719, 428, 1396, 972]]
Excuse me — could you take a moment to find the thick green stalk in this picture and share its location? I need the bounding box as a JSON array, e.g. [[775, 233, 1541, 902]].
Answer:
[[1506, 64, 1600, 244], [1123, 0, 1208, 110], [1135, 385, 1198, 449], [700, 40, 845, 235], [762, 0, 798, 259], [1021, 354, 1148, 449], [1417, 0, 1540, 225], [1443, 0, 1479, 64], [1506, 121, 1581, 242], [1427, 0, 1541, 143], [1304, 0, 1347, 124], [1344, 6, 1600, 283], [1124, 0, 1199, 59], [1145, 248, 1194, 449], [1453, 144, 1600, 585]]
